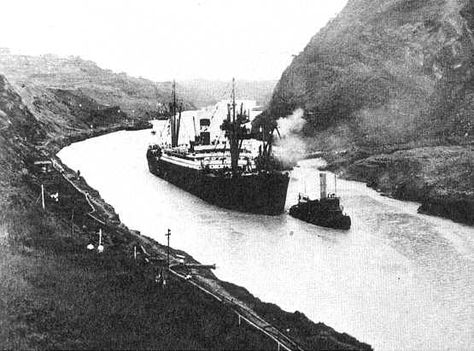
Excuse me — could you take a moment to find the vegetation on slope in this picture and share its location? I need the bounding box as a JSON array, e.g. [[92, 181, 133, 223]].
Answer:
[[0, 67, 371, 349], [267, 0, 473, 148], [342, 146, 474, 225], [0, 68, 276, 349], [0, 179, 275, 349], [0, 51, 277, 117], [262, 0, 474, 224], [0, 50, 195, 120]]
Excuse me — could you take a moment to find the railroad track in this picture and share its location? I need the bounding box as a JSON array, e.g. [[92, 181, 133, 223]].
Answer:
[[50, 155, 305, 351], [169, 268, 305, 351]]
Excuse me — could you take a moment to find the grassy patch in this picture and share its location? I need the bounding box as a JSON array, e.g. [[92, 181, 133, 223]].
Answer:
[[0, 172, 276, 350]]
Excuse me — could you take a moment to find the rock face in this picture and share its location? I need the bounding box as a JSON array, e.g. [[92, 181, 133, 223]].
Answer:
[[345, 146, 474, 225], [268, 0, 473, 148], [0, 51, 195, 121], [0, 75, 44, 207], [265, 0, 474, 224]]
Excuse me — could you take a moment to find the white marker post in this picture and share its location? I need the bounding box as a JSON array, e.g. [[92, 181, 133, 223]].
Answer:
[[97, 229, 104, 253], [41, 184, 45, 210]]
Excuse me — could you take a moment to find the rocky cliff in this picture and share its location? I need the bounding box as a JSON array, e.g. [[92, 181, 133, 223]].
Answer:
[[265, 0, 474, 224], [0, 51, 277, 118], [0, 50, 196, 122], [268, 0, 473, 146]]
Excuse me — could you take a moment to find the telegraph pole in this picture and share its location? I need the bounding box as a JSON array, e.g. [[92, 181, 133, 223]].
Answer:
[[166, 229, 171, 269]]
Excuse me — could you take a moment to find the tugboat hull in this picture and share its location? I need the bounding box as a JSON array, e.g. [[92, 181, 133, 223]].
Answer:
[[289, 199, 351, 230], [147, 152, 289, 215]]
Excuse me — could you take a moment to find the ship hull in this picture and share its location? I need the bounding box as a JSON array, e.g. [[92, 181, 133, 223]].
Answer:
[[289, 201, 351, 230], [147, 154, 289, 215]]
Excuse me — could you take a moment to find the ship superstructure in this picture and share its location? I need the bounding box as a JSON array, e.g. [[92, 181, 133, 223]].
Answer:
[[146, 79, 290, 215]]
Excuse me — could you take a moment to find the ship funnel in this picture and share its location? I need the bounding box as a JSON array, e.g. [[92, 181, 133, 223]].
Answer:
[[320, 173, 327, 199], [199, 118, 211, 145]]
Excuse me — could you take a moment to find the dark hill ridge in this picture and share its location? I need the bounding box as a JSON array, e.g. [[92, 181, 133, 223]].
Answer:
[[0, 50, 196, 119], [0, 51, 277, 117], [268, 0, 473, 146], [265, 0, 474, 224], [0, 51, 277, 148]]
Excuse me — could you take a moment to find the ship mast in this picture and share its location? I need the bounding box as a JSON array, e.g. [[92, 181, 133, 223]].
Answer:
[[169, 80, 182, 147], [221, 78, 251, 175], [230, 78, 238, 173]]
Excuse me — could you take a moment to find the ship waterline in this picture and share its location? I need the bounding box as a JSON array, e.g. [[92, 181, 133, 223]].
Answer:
[[146, 84, 290, 215], [148, 153, 289, 214]]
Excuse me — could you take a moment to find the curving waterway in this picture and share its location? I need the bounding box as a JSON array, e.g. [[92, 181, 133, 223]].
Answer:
[[58, 124, 474, 350]]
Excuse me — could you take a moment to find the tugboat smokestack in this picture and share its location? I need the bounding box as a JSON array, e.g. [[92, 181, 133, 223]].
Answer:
[[290, 171, 351, 229], [320, 173, 327, 199]]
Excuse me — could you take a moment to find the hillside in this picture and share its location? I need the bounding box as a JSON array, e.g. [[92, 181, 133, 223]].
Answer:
[[267, 0, 473, 147], [264, 0, 474, 224], [0, 51, 276, 118], [0, 50, 196, 120], [0, 66, 371, 349]]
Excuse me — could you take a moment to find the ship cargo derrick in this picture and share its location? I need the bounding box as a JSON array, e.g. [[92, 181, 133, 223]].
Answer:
[[146, 79, 290, 215]]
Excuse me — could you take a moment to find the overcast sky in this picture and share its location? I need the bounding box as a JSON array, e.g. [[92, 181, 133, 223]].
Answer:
[[0, 0, 347, 81]]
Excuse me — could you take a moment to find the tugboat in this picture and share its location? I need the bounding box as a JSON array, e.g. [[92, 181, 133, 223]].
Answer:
[[289, 173, 351, 229], [146, 79, 290, 215]]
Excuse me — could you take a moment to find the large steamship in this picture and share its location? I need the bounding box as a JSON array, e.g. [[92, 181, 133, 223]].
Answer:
[[146, 80, 290, 215]]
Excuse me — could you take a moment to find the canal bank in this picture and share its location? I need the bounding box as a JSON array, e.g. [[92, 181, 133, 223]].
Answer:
[[2, 128, 371, 349], [58, 127, 474, 351], [0, 71, 371, 348], [320, 147, 474, 226]]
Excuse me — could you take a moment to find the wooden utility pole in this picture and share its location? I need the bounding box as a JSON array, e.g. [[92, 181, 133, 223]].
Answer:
[[166, 229, 171, 269]]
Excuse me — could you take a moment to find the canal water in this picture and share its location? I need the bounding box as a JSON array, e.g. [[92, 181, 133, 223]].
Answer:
[[58, 119, 474, 350]]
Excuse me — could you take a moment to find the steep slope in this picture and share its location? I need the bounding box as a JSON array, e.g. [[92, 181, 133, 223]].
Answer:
[[0, 50, 195, 120], [0, 52, 276, 125], [268, 0, 473, 147], [265, 0, 474, 224], [0, 75, 44, 210], [0, 71, 371, 349]]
